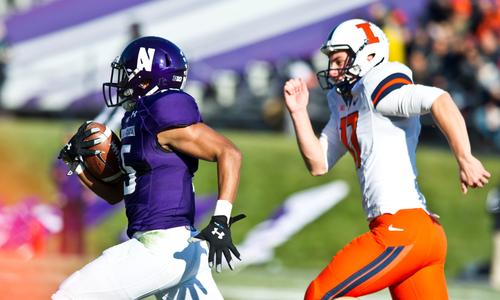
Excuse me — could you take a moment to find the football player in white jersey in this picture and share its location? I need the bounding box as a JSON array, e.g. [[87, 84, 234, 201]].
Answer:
[[283, 19, 491, 300]]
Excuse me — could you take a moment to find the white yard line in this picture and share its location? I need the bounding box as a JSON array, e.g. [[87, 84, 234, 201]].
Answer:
[[219, 283, 500, 300], [220, 285, 389, 300]]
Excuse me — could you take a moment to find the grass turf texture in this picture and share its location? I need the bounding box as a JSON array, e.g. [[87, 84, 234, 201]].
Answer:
[[0, 118, 498, 277]]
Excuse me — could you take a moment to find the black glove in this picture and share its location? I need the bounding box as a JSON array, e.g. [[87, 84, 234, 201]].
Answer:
[[189, 214, 246, 272], [58, 121, 101, 175]]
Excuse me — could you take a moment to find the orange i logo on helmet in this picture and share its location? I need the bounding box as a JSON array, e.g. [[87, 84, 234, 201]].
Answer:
[[355, 22, 380, 44]]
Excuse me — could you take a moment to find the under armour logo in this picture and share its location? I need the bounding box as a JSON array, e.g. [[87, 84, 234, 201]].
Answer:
[[211, 228, 225, 240]]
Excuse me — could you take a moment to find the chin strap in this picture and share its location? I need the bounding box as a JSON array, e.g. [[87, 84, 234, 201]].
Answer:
[[335, 76, 359, 103], [121, 100, 136, 111]]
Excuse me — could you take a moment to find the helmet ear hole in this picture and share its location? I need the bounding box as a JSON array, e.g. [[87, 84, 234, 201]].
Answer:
[[164, 54, 171, 67]]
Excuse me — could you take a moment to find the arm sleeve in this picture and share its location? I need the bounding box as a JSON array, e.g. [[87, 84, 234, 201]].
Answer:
[[319, 116, 347, 170], [375, 84, 446, 117], [94, 106, 126, 132]]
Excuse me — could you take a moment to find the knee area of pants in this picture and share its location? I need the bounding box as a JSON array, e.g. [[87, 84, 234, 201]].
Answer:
[[304, 280, 319, 300]]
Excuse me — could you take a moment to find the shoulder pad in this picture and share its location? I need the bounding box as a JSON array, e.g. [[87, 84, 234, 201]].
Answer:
[[362, 62, 413, 107], [142, 90, 202, 132]]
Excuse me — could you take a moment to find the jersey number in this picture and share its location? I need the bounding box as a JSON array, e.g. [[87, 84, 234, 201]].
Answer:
[[356, 22, 380, 44], [120, 144, 137, 195], [340, 111, 361, 168]]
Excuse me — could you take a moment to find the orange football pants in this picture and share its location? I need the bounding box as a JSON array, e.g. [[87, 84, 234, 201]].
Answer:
[[305, 208, 448, 300]]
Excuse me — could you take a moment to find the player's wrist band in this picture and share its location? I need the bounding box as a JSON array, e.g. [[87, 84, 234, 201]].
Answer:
[[214, 199, 232, 222]]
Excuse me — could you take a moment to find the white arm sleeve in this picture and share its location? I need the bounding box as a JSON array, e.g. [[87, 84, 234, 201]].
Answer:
[[94, 106, 126, 132], [375, 84, 446, 117], [319, 116, 347, 170]]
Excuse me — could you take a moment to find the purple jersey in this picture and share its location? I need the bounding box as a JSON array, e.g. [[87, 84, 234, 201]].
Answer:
[[120, 90, 202, 237]]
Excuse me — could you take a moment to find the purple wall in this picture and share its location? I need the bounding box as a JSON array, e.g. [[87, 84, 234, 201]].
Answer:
[[6, 0, 149, 44], [193, 1, 429, 80]]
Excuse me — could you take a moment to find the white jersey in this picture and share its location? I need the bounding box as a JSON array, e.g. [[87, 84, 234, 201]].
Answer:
[[320, 61, 444, 219]]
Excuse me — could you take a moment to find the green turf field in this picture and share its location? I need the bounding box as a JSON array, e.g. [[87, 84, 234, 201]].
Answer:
[[214, 266, 500, 300], [1, 117, 499, 280]]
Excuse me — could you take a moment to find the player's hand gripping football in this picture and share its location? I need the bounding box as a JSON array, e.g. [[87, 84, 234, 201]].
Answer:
[[58, 121, 102, 175], [189, 214, 246, 272]]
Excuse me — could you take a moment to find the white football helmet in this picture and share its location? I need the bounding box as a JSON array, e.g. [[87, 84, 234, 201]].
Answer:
[[316, 19, 389, 96]]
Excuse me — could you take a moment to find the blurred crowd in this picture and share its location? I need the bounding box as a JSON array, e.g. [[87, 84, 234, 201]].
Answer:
[[405, 0, 500, 151], [188, 0, 500, 152], [0, 0, 498, 148], [0, 0, 57, 17], [186, 57, 328, 133]]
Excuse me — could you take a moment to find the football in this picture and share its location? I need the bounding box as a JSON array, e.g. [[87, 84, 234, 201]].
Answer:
[[82, 122, 123, 183]]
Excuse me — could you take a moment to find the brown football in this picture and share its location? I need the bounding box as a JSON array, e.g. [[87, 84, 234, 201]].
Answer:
[[83, 122, 123, 183]]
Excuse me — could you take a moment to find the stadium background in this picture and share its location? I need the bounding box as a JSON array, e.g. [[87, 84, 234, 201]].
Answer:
[[0, 0, 499, 299]]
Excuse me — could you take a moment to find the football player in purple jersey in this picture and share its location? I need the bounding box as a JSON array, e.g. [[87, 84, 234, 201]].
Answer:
[[54, 36, 245, 300]]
